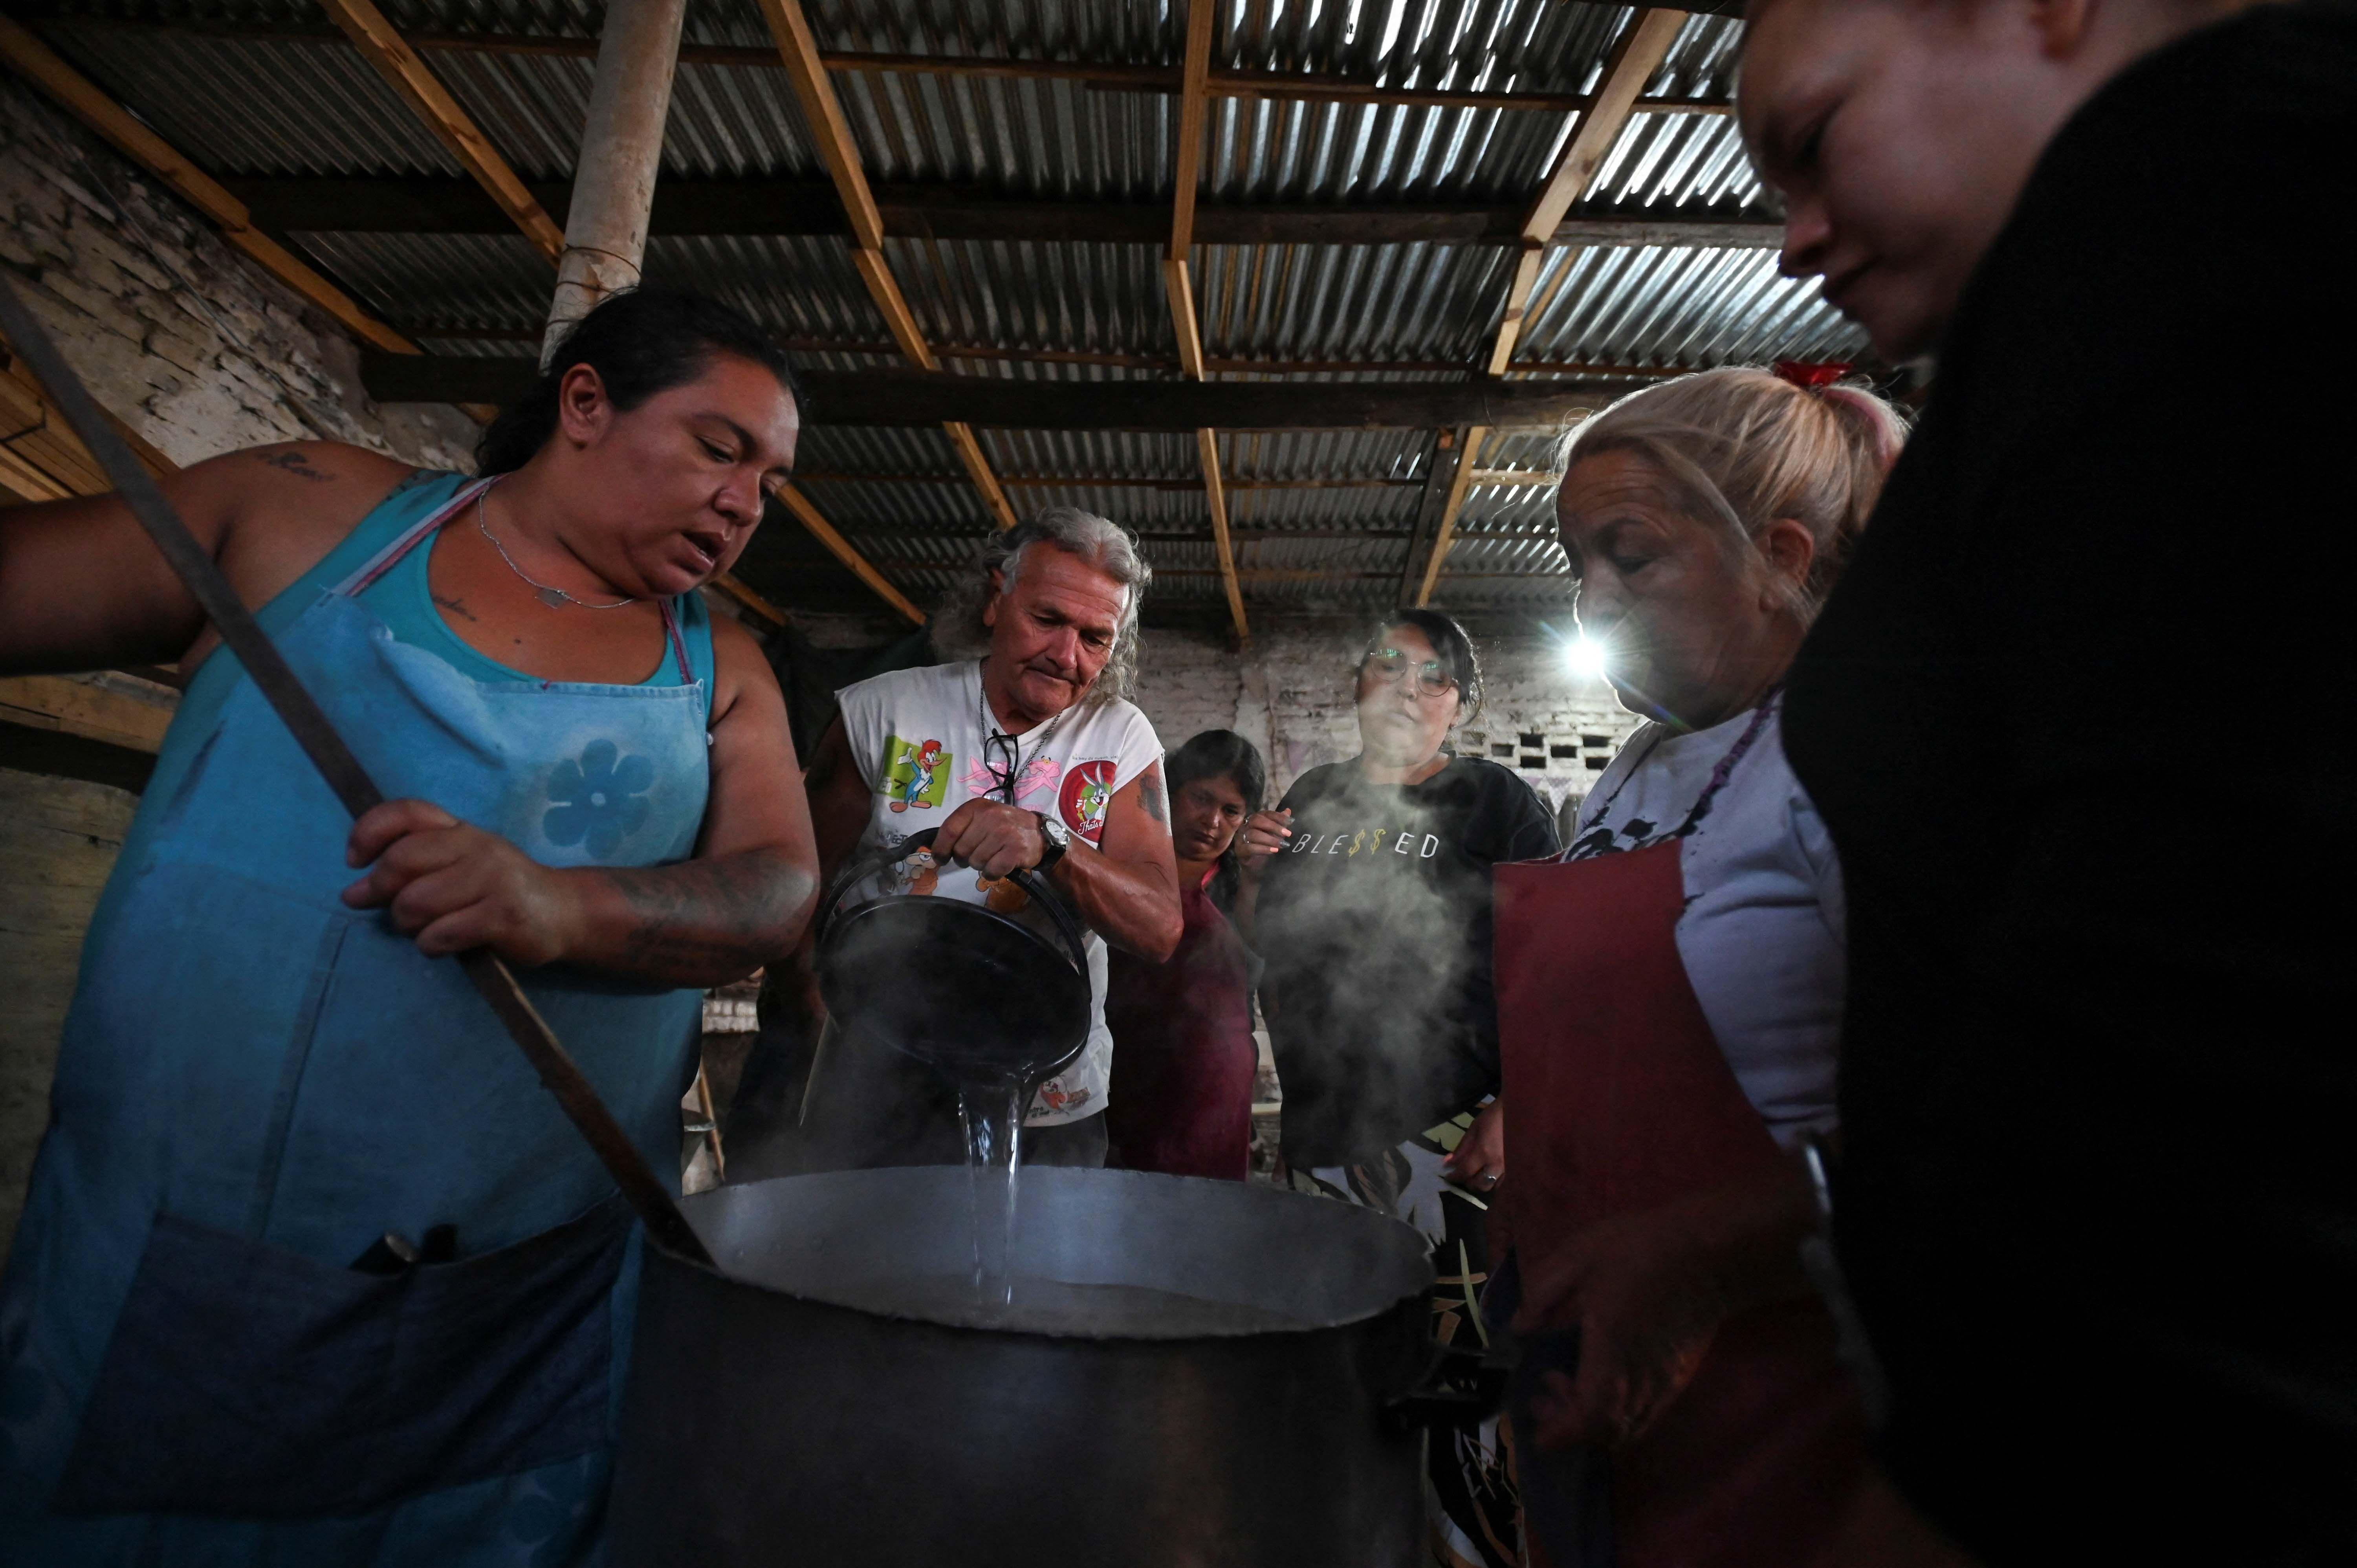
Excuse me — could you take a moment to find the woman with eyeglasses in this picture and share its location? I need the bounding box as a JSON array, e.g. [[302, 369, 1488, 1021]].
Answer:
[[1243, 610, 1558, 1211], [1236, 609, 1557, 1561]]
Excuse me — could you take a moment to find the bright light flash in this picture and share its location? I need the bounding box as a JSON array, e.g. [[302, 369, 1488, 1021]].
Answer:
[[1567, 633, 1611, 681]]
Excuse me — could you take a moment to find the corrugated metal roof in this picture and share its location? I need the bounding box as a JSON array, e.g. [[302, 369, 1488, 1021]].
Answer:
[[18, 0, 1868, 628], [1512, 244, 1863, 369]]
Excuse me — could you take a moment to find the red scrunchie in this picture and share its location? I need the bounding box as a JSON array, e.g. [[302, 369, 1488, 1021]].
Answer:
[[1772, 359, 1851, 390]]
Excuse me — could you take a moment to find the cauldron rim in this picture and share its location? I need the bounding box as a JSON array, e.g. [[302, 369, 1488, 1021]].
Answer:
[[653, 1165, 1436, 1343]]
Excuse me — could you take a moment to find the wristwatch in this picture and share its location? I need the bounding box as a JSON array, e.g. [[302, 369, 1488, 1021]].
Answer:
[[1034, 811, 1071, 874]]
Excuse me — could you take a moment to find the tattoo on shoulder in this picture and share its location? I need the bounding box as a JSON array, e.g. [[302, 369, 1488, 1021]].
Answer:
[[387, 466, 440, 495], [254, 449, 335, 484], [1139, 761, 1169, 830], [432, 593, 478, 623]]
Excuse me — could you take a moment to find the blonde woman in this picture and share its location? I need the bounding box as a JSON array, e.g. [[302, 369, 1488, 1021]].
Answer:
[[1491, 367, 1906, 1568]]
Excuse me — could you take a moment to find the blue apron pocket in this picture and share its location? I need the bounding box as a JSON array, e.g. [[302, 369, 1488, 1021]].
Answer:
[[52, 1194, 632, 1517]]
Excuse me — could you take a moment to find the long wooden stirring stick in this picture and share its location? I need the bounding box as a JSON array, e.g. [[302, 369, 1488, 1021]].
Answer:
[[0, 276, 715, 1269]]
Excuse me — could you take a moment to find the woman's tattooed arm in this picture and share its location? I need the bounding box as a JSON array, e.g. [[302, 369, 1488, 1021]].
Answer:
[[571, 846, 820, 987]]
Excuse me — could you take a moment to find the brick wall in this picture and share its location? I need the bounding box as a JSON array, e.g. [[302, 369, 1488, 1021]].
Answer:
[[0, 77, 476, 472], [1129, 628, 1646, 820]]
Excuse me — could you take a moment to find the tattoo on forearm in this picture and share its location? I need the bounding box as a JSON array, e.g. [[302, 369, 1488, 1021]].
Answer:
[[600, 846, 812, 984], [255, 449, 335, 483], [433, 593, 478, 623], [1139, 761, 1169, 831]]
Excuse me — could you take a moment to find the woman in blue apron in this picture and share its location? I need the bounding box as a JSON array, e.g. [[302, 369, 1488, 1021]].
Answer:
[[0, 289, 818, 1564]]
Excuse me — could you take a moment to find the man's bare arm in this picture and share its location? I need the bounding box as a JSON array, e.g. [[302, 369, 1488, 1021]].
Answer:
[[1048, 760, 1182, 963]]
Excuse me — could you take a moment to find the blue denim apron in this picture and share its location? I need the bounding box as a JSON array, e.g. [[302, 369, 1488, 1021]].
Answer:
[[0, 476, 711, 1564]]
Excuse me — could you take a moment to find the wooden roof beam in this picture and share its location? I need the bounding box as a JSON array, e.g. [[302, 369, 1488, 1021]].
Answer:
[[315, 0, 565, 262], [1196, 428, 1249, 644], [220, 174, 1783, 250], [363, 357, 1619, 429], [20, 17, 1732, 116], [757, 0, 1019, 534], [1398, 428, 1466, 604], [1486, 8, 1691, 375], [1413, 425, 1489, 606], [776, 484, 924, 624], [1162, 0, 1217, 384], [0, 16, 417, 357]]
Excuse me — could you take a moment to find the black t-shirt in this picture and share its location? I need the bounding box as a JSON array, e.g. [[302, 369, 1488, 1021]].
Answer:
[[1781, 4, 2356, 1558], [1256, 755, 1559, 1165]]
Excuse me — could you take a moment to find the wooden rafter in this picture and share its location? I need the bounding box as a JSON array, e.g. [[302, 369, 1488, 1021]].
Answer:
[[777, 484, 923, 624], [757, 0, 1019, 542], [1413, 425, 1489, 606], [1398, 429, 1468, 604], [703, 570, 789, 629], [1195, 428, 1248, 644], [365, 356, 1620, 428], [0, 17, 416, 357], [315, 0, 565, 261], [1162, 4, 1247, 638], [1162, 0, 1217, 383], [1485, 8, 1691, 376]]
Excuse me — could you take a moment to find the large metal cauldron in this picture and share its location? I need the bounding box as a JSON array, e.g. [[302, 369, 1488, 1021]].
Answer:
[[612, 1165, 1443, 1568]]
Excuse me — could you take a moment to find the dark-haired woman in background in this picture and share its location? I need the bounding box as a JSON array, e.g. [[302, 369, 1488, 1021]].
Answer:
[[1104, 729, 1266, 1181], [1239, 610, 1557, 1568], [0, 289, 818, 1561]]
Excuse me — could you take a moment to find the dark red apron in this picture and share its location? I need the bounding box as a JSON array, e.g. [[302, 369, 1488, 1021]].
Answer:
[[1494, 718, 1864, 1567]]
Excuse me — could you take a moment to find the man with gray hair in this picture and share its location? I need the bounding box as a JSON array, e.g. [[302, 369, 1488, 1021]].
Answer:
[[767, 507, 1181, 1169]]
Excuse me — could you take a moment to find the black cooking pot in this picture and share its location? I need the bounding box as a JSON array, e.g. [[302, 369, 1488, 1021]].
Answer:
[[813, 827, 1092, 1087], [611, 1167, 1485, 1568]]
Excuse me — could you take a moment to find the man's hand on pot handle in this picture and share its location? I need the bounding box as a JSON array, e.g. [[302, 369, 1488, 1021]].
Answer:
[[935, 797, 1048, 879]]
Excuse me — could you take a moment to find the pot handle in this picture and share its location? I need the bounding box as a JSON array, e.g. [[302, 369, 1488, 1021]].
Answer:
[[812, 827, 1091, 978]]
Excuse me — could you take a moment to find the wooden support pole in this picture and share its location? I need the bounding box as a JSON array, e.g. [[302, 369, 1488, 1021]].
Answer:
[[0, 17, 417, 357], [316, 0, 565, 262], [1414, 425, 1488, 606], [1196, 427, 1248, 643], [542, 0, 688, 364]]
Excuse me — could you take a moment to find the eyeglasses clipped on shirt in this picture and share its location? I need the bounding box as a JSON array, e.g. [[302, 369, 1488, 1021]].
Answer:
[[980, 729, 1024, 803], [1359, 645, 1458, 699]]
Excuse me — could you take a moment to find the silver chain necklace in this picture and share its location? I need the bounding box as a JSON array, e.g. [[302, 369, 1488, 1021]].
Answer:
[[476, 491, 639, 610]]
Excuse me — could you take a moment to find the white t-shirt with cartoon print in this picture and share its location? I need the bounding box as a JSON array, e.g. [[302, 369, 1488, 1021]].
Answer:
[[835, 659, 1164, 1126]]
